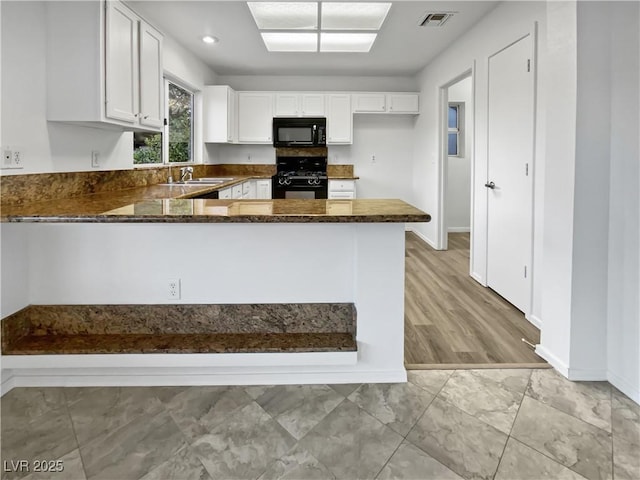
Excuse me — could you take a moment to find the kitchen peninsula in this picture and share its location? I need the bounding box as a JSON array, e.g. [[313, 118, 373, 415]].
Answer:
[[1, 186, 430, 393]]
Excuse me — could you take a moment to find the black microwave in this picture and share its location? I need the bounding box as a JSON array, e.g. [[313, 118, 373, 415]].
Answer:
[[273, 117, 326, 147]]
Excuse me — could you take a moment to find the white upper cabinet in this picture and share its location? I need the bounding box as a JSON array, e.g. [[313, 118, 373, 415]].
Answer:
[[352, 93, 420, 114], [46, 1, 163, 131], [387, 93, 420, 114], [275, 93, 325, 117], [203, 86, 237, 143], [105, 1, 138, 123], [237, 92, 274, 143], [138, 21, 164, 128], [352, 93, 386, 113], [326, 94, 352, 144]]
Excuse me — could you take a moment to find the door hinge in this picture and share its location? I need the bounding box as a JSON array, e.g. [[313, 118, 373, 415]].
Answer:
[[524, 265, 528, 278], [527, 59, 531, 72], [525, 163, 529, 176]]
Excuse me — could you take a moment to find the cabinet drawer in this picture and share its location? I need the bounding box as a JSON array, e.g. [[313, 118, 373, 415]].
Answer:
[[328, 180, 356, 192], [232, 184, 243, 198], [218, 187, 232, 199], [329, 191, 355, 199]]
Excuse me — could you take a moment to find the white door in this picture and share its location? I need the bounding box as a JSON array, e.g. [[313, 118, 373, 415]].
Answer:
[[486, 35, 534, 313]]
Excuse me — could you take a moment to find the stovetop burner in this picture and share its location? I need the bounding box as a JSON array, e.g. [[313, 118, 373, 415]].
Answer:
[[272, 155, 329, 196]]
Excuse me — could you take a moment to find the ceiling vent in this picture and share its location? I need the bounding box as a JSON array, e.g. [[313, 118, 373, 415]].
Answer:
[[419, 12, 454, 27]]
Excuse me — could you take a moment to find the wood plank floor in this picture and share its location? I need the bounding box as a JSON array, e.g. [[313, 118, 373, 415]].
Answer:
[[404, 232, 546, 367]]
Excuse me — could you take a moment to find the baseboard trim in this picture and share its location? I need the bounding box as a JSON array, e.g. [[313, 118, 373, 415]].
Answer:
[[567, 368, 608, 381], [527, 314, 543, 329], [1, 367, 407, 396], [447, 227, 471, 233], [534, 345, 569, 377], [405, 362, 550, 370], [408, 229, 437, 250], [607, 370, 640, 404]]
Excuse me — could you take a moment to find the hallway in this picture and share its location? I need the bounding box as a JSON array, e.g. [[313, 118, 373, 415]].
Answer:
[[404, 232, 546, 367]]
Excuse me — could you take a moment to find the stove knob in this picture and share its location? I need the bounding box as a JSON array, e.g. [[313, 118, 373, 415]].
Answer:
[[308, 178, 314, 186]]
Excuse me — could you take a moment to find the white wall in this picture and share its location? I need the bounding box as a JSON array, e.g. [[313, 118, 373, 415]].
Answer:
[[606, 2, 639, 400], [0, 1, 217, 175], [0, 225, 29, 317], [411, 2, 546, 306], [331, 115, 415, 201], [446, 76, 472, 232]]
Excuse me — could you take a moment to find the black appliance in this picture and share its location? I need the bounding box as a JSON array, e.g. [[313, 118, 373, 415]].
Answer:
[[273, 117, 326, 147], [272, 156, 328, 199]]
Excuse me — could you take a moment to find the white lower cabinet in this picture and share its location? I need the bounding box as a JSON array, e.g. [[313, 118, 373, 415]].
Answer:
[[328, 180, 356, 199], [218, 187, 232, 199], [255, 180, 272, 199]]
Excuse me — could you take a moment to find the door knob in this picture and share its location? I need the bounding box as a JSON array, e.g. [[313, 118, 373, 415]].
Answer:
[[484, 181, 496, 189]]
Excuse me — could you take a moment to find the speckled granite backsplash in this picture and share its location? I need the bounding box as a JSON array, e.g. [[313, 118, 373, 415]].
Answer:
[[1, 165, 203, 206], [1, 163, 354, 207]]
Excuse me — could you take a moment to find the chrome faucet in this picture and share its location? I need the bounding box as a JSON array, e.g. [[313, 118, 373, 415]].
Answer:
[[180, 166, 193, 182]]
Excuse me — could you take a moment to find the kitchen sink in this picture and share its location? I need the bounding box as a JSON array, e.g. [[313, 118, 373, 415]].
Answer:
[[159, 177, 236, 186]]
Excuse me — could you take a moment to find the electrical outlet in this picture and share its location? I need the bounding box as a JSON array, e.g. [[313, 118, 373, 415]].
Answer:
[[2, 147, 24, 169], [91, 150, 100, 168], [168, 279, 181, 300]]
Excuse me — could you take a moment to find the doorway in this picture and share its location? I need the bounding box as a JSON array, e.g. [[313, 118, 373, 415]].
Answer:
[[437, 69, 474, 253]]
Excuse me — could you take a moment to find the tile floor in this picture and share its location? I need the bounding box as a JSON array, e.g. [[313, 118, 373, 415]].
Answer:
[[1, 369, 638, 480]]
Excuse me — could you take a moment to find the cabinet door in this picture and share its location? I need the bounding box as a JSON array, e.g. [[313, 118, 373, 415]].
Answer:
[[238, 93, 274, 143], [301, 94, 325, 116], [105, 1, 139, 123], [256, 180, 272, 199], [387, 94, 419, 114], [326, 94, 352, 144], [218, 187, 232, 199], [352, 94, 386, 113], [275, 93, 299, 116], [138, 21, 163, 128], [203, 86, 236, 143]]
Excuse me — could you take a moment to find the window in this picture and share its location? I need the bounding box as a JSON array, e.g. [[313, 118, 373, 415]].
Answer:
[[133, 80, 194, 165], [448, 103, 464, 157]]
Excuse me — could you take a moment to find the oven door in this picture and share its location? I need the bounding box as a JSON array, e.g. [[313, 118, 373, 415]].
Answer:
[[272, 180, 328, 199]]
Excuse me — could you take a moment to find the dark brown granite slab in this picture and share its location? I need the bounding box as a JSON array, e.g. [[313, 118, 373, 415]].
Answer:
[[3, 199, 430, 223], [5, 304, 355, 336], [1, 303, 357, 355], [4, 332, 356, 355]]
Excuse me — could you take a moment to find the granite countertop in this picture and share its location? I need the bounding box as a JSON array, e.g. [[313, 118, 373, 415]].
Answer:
[[2, 198, 429, 223], [1, 175, 429, 224]]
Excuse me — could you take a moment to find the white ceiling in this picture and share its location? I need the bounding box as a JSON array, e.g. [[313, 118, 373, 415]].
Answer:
[[127, 1, 499, 76]]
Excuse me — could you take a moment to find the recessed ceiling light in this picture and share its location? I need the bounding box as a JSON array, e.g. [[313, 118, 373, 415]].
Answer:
[[202, 35, 219, 44], [261, 32, 318, 52], [248, 2, 318, 30], [320, 32, 377, 52], [321, 2, 391, 30]]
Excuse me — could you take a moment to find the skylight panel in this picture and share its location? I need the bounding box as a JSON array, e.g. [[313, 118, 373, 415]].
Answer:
[[248, 2, 318, 30], [261, 32, 318, 52], [320, 33, 377, 53], [321, 2, 391, 30], [248, 1, 390, 53]]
